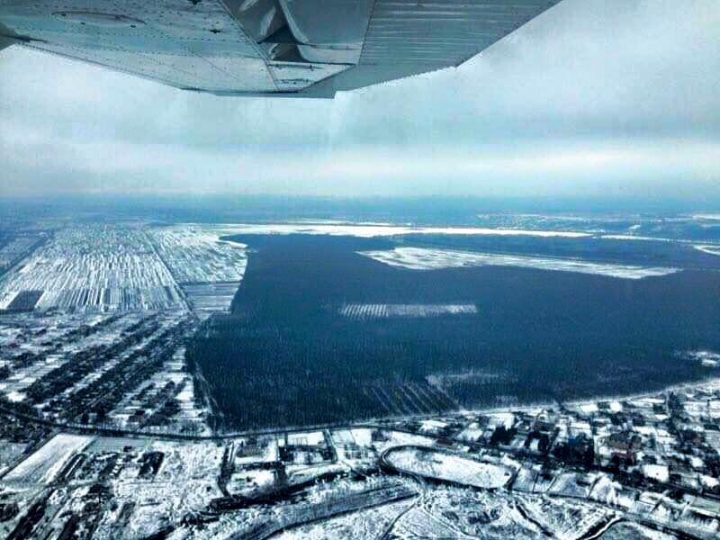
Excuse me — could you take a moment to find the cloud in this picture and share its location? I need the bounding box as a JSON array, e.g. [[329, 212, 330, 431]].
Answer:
[[0, 0, 718, 198]]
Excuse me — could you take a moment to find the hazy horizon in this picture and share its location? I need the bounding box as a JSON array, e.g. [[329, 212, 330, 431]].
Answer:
[[3, 193, 720, 227]]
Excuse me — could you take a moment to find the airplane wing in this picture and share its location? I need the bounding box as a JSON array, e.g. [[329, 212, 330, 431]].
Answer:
[[0, 0, 562, 97]]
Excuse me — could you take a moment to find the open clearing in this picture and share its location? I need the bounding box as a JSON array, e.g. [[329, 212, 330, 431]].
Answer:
[[383, 446, 512, 489], [339, 303, 477, 319], [3, 434, 93, 485], [361, 247, 679, 279]]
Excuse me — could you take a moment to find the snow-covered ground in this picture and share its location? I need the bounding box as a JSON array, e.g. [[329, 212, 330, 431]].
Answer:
[[226, 467, 276, 496], [600, 522, 677, 540], [148, 226, 248, 318], [370, 431, 437, 455], [0, 226, 184, 312], [384, 447, 512, 488], [339, 303, 476, 320], [398, 487, 546, 539], [600, 234, 673, 242], [685, 350, 720, 367], [148, 226, 247, 284], [108, 440, 225, 537], [695, 244, 720, 257], [642, 464, 670, 483], [182, 282, 241, 319], [360, 247, 679, 279], [0, 441, 29, 478], [284, 431, 326, 446], [3, 434, 93, 484], [208, 223, 590, 239], [276, 499, 414, 540]]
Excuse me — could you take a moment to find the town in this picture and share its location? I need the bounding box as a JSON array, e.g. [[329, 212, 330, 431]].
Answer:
[[1, 373, 719, 538]]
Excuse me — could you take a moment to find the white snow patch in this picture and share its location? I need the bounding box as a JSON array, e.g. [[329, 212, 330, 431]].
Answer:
[[600, 234, 671, 242], [609, 401, 623, 413], [701, 475, 719, 489], [349, 429, 373, 448], [360, 247, 679, 279], [419, 420, 447, 434], [6, 390, 25, 402], [694, 245, 720, 257], [385, 447, 512, 488], [4, 433, 93, 484], [580, 403, 599, 414], [487, 412, 516, 429], [339, 303, 476, 319], [685, 350, 720, 367], [211, 223, 590, 239], [642, 464, 669, 483], [284, 431, 325, 447]]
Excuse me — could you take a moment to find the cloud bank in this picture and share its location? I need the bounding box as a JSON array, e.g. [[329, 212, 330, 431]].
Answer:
[[0, 0, 718, 198]]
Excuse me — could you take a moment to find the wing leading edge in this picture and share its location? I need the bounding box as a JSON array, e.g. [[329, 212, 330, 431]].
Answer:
[[0, 0, 562, 97]]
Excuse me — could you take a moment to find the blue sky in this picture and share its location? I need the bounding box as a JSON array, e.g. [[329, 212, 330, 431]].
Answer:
[[0, 0, 718, 199]]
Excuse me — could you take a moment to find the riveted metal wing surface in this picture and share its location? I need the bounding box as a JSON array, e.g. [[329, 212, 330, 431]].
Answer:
[[0, 0, 562, 97]]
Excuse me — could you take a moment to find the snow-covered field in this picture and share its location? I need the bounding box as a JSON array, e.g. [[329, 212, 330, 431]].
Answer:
[[148, 226, 247, 317], [685, 350, 720, 367], [209, 223, 590, 239], [3, 434, 93, 484], [600, 522, 677, 540], [182, 281, 241, 319], [384, 446, 512, 488], [600, 234, 672, 242], [148, 226, 247, 284], [339, 303, 477, 320], [695, 244, 720, 257], [0, 236, 41, 271], [0, 441, 28, 477], [0, 226, 184, 312], [360, 247, 679, 279], [285, 431, 326, 446], [397, 487, 543, 539], [276, 499, 414, 540], [105, 440, 225, 537]]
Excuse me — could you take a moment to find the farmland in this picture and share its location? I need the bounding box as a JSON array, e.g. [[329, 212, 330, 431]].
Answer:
[[0, 226, 183, 313], [0, 223, 247, 318], [148, 226, 247, 285], [148, 225, 247, 319], [0, 235, 43, 275], [0, 224, 236, 435]]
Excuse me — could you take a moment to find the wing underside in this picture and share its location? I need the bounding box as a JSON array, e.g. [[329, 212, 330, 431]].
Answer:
[[0, 0, 562, 97]]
